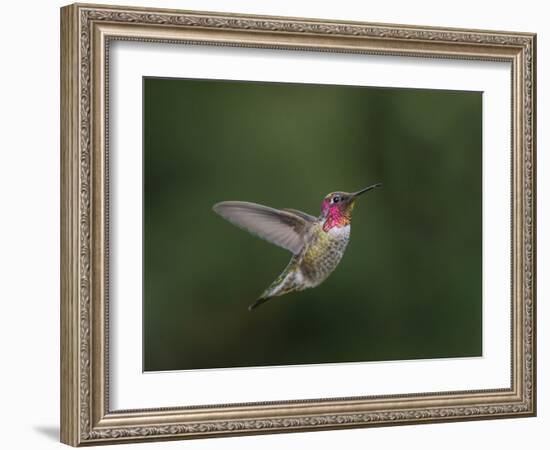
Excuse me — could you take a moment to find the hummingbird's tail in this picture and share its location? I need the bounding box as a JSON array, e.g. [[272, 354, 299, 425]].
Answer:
[[248, 287, 296, 311], [248, 295, 273, 311], [248, 258, 302, 311]]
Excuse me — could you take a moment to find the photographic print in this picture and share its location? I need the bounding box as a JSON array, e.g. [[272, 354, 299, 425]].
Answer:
[[143, 78, 482, 372]]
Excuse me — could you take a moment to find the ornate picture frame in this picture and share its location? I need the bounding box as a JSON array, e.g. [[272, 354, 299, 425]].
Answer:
[[60, 2, 536, 446]]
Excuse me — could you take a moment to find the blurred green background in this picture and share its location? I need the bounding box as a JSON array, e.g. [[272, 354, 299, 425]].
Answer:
[[143, 77, 482, 372]]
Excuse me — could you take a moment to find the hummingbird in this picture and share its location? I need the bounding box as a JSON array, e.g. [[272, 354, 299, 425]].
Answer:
[[212, 183, 381, 311]]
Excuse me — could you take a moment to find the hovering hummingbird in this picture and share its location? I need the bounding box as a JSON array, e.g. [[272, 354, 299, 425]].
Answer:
[[213, 183, 381, 311]]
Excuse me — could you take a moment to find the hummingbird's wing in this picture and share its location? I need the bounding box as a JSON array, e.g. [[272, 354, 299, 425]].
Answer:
[[212, 201, 314, 255], [281, 208, 317, 223]]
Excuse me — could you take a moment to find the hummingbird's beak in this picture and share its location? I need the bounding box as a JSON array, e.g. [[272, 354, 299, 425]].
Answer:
[[352, 183, 382, 198]]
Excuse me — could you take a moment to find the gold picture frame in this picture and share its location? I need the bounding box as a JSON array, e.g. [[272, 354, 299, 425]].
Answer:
[[60, 2, 536, 446]]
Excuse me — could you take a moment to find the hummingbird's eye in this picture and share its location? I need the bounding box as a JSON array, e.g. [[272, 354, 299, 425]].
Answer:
[[332, 196, 340, 204]]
